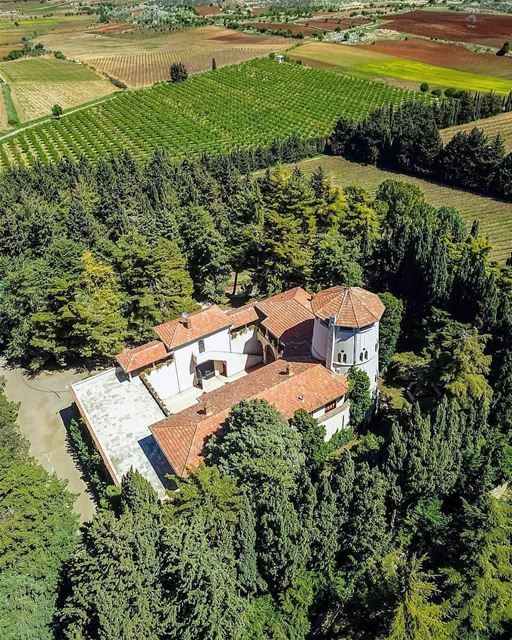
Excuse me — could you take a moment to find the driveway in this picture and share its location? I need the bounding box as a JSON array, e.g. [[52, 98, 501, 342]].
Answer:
[[0, 361, 96, 522]]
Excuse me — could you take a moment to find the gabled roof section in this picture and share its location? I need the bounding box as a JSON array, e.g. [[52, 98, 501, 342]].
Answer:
[[116, 340, 168, 374], [150, 359, 347, 477], [154, 305, 231, 350], [225, 303, 260, 329], [255, 286, 314, 341], [311, 286, 385, 328]]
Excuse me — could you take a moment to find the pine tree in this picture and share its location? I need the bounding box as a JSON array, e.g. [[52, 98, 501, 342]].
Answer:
[[58, 471, 165, 640], [66, 251, 128, 358], [386, 555, 452, 640], [347, 367, 372, 429]]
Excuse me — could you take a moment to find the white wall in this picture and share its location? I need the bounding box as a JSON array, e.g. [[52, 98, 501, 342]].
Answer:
[[230, 326, 262, 356], [174, 328, 231, 392], [311, 319, 328, 361], [146, 362, 179, 400], [331, 322, 380, 391]]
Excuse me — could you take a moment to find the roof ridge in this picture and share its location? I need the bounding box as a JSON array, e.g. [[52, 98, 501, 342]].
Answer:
[[182, 422, 200, 476], [352, 288, 378, 322]]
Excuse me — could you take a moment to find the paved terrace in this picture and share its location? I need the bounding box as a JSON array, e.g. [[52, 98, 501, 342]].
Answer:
[[71, 365, 250, 496]]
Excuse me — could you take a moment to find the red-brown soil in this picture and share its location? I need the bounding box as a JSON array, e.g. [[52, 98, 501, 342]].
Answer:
[[385, 10, 512, 48], [361, 37, 512, 77], [297, 18, 372, 30], [86, 23, 136, 35], [250, 7, 267, 17], [195, 5, 222, 17]]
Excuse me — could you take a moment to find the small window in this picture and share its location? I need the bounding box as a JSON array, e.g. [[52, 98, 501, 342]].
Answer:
[[375, 341, 379, 352], [325, 400, 336, 413], [337, 352, 342, 363], [343, 353, 347, 363], [198, 338, 205, 354], [359, 352, 363, 361], [364, 349, 368, 359]]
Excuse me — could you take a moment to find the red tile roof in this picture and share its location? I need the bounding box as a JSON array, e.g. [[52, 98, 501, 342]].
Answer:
[[225, 304, 260, 328], [312, 286, 385, 328], [116, 340, 168, 374], [255, 287, 314, 341], [150, 360, 347, 476], [153, 306, 231, 350]]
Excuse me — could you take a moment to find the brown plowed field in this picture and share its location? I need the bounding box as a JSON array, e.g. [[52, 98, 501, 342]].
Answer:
[[361, 38, 512, 78], [385, 10, 512, 48], [195, 6, 222, 17], [86, 23, 136, 35]]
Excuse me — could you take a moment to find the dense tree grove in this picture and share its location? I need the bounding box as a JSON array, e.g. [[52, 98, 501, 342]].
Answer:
[[329, 100, 512, 200], [0, 380, 77, 639], [2, 130, 512, 638]]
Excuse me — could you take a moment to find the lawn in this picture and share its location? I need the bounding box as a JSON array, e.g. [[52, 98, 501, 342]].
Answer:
[[0, 57, 117, 122], [0, 58, 431, 168], [288, 42, 512, 94], [288, 155, 512, 263]]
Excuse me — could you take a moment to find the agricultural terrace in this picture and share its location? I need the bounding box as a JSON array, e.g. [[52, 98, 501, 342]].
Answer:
[[441, 111, 512, 152], [384, 10, 512, 48], [0, 57, 118, 122], [287, 42, 512, 94], [39, 26, 291, 88], [290, 156, 512, 263], [0, 58, 432, 170]]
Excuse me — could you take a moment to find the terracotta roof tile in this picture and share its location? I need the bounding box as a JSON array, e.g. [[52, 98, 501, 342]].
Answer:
[[154, 305, 231, 350], [116, 340, 168, 374], [255, 287, 314, 341], [225, 304, 260, 328], [150, 360, 347, 476], [312, 286, 385, 328]]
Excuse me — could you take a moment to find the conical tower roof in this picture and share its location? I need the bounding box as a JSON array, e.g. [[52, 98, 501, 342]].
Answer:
[[311, 286, 385, 329]]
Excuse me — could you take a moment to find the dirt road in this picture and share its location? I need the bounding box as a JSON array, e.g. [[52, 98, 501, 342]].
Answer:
[[0, 361, 96, 522]]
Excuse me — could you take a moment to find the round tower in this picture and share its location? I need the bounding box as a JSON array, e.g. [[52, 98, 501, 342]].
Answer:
[[311, 286, 385, 392]]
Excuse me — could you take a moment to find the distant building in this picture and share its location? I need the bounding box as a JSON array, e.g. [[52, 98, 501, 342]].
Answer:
[[71, 285, 384, 495]]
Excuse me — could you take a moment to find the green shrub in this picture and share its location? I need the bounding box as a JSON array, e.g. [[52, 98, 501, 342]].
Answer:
[[420, 82, 429, 93]]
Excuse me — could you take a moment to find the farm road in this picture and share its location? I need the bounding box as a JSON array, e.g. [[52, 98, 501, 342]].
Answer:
[[0, 360, 96, 522]]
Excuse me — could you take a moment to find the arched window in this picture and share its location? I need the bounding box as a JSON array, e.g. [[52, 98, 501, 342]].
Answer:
[[343, 353, 347, 363], [337, 352, 342, 363], [364, 349, 368, 359], [359, 352, 363, 361], [375, 341, 379, 352]]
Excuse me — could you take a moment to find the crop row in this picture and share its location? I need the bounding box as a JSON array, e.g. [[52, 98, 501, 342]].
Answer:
[[0, 58, 431, 170]]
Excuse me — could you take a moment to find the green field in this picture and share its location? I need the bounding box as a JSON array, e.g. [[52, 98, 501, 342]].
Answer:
[[289, 156, 512, 263], [0, 57, 102, 83], [288, 42, 512, 94], [0, 58, 431, 170]]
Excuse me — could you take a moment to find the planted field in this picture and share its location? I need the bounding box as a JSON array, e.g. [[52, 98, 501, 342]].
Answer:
[[40, 25, 290, 87], [0, 57, 117, 122], [361, 38, 512, 79], [291, 156, 512, 262], [0, 14, 94, 46], [288, 41, 512, 94], [0, 58, 430, 169], [441, 111, 512, 151], [384, 10, 512, 48]]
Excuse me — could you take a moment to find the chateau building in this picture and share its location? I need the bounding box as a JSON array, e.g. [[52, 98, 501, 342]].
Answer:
[[71, 285, 384, 495]]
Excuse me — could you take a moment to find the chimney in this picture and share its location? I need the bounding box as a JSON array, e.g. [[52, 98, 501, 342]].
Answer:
[[202, 399, 213, 416], [181, 311, 191, 329], [283, 362, 290, 375]]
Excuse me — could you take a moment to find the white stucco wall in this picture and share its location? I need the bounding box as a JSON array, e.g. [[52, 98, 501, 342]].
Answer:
[[312, 319, 328, 361], [331, 322, 380, 391], [146, 361, 179, 400], [230, 326, 263, 357], [312, 398, 350, 440], [173, 328, 231, 392]]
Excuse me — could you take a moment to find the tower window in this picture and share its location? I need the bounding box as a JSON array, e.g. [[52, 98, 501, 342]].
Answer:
[[343, 353, 347, 363], [375, 341, 379, 352], [337, 352, 342, 363], [198, 338, 205, 353], [359, 352, 363, 361], [364, 349, 368, 359]]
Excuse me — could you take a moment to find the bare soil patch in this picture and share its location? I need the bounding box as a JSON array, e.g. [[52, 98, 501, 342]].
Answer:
[[385, 10, 512, 48], [196, 5, 222, 16], [361, 37, 512, 78], [86, 22, 136, 35]]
